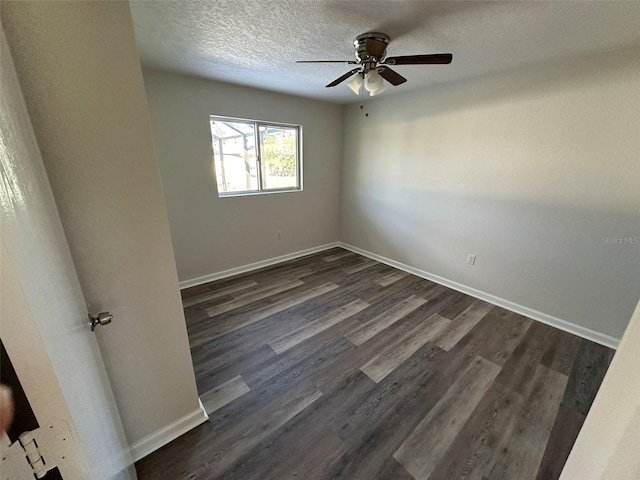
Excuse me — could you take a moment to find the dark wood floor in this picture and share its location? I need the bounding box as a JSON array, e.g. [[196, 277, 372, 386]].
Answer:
[[136, 247, 614, 480]]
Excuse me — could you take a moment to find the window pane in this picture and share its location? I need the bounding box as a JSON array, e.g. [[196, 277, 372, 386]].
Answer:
[[210, 120, 258, 193], [259, 126, 298, 190]]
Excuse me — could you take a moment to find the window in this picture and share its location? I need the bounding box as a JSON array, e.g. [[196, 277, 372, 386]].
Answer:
[[210, 116, 302, 196]]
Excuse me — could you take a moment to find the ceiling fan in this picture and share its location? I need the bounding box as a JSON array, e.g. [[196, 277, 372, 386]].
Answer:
[[297, 32, 453, 96]]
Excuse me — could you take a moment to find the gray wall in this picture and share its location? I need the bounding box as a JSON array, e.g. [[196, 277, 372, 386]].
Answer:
[[142, 69, 343, 283], [2, 1, 201, 448], [341, 47, 640, 341]]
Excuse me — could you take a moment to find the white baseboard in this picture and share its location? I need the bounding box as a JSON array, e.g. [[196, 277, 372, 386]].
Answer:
[[338, 242, 620, 350], [179, 242, 340, 290], [129, 398, 209, 462]]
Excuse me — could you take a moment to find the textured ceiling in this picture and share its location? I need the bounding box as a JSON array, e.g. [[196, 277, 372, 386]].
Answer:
[[130, 1, 640, 104]]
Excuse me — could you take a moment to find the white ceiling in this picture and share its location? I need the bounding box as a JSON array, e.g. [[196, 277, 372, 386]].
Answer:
[[130, 1, 640, 104]]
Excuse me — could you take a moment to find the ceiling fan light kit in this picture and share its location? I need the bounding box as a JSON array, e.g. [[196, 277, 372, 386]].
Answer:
[[296, 32, 453, 97], [364, 69, 386, 96], [347, 72, 364, 95]]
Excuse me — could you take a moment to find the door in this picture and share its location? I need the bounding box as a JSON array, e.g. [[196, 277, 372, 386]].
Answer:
[[0, 29, 135, 480]]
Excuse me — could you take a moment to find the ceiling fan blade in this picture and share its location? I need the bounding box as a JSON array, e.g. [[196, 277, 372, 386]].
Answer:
[[297, 60, 358, 64], [378, 66, 407, 86], [326, 68, 361, 88], [383, 53, 453, 65]]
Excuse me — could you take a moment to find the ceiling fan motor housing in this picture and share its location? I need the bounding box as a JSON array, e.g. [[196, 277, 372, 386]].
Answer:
[[354, 32, 390, 66]]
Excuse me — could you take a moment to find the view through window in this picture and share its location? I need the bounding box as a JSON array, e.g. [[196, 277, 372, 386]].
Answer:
[[210, 116, 301, 196]]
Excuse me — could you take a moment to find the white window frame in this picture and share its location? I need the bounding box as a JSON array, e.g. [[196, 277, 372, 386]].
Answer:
[[210, 115, 303, 197]]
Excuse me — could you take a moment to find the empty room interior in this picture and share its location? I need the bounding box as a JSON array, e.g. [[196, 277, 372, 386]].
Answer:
[[1, 1, 639, 479]]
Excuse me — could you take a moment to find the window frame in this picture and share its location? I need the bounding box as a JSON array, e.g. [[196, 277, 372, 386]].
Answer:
[[210, 115, 303, 197]]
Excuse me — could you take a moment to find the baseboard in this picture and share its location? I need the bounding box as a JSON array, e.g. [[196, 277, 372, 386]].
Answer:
[[129, 398, 209, 462], [179, 242, 340, 289], [338, 242, 620, 350]]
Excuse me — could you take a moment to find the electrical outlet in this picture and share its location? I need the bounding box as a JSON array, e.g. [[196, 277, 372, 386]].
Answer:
[[467, 254, 476, 265]]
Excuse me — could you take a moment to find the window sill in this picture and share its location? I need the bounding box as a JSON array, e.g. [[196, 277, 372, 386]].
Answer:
[[218, 188, 303, 198]]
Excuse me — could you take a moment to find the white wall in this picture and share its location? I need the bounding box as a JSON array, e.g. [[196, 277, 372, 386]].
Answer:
[[1, 1, 202, 450], [142, 69, 343, 283], [560, 298, 640, 480], [341, 47, 640, 341]]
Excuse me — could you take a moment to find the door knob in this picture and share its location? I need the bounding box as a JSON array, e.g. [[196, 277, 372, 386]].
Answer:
[[88, 312, 113, 332]]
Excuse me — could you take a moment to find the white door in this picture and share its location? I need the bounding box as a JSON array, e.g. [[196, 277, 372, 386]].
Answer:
[[0, 29, 135, 480]]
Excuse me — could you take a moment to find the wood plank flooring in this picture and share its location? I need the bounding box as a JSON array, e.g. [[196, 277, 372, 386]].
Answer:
[[135, 247, 614, 480]]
